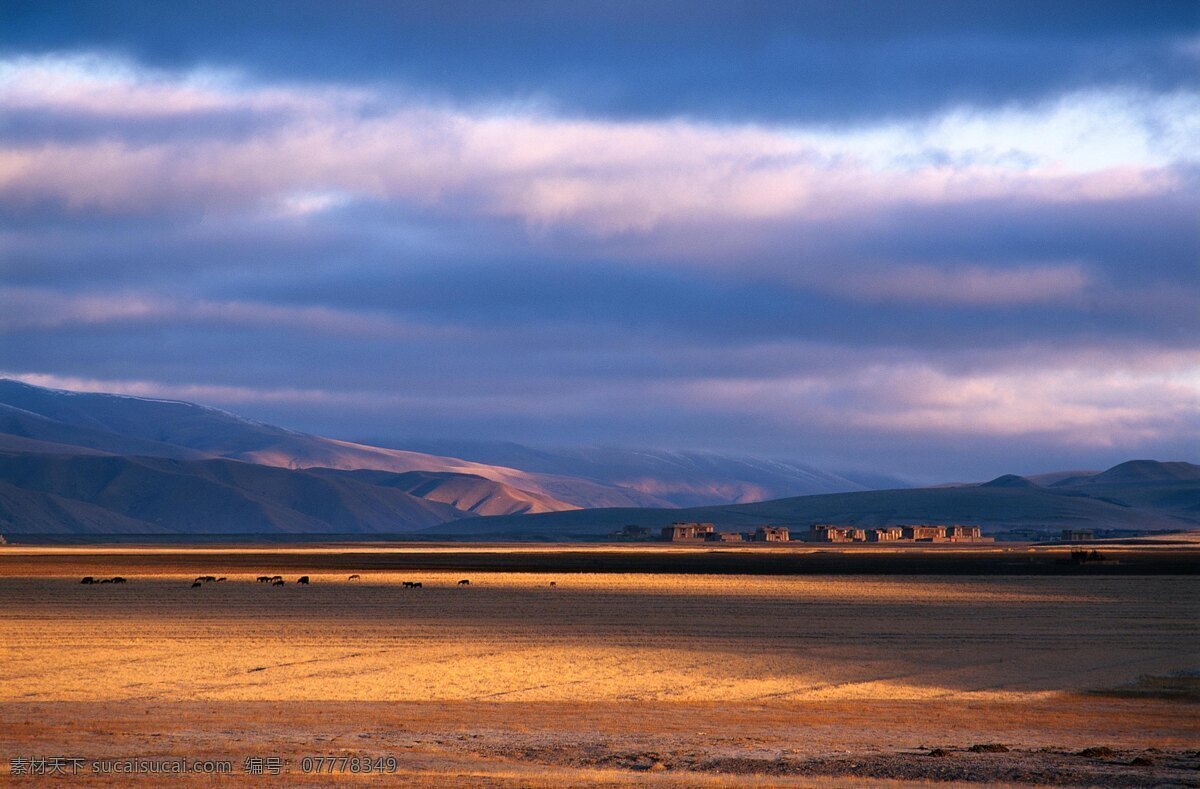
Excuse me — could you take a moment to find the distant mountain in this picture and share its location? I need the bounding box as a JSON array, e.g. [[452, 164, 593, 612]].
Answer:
[[390, 439, 907, 506], [979, 474, 1038, 488], [1051, 460, 1200, 487], [425, 460, 1200, 538], [1, 380, 1195, 539], [1039, 460, 1200, 522], [0, 379, 904, 509], [1025, 469, 1100, 486], [306, 468, 569, 516], [0, 379, 655, 512], [0, 453, 469, 534]]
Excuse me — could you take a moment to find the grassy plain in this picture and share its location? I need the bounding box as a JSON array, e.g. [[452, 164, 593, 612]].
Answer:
[[1, 545, 1197, 785]]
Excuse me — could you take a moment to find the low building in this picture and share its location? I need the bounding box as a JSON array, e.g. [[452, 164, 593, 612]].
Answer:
[[1061, 529, 1094, 542], [753, 525, 790, 542], [707, 531, 745, 542], [661, 522, 716, 541], [808, 524, 858, 542], [902, 524, 947, 541], [867, 527, 904, 542], [807, 523, 990, 543]]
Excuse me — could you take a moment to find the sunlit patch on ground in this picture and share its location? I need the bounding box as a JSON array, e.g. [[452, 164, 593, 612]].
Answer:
[[1, 553, 1196, 783]]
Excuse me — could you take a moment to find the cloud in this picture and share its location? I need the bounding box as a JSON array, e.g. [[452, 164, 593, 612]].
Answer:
[[830, 263, 1091, 306], [3, 1, 1195, 123], [0, 55, 1193, 236], [0, 371, 383, 409], [0, 45, 1196, 479], [0, 286, 469, 339], [668, 357, 1200, 448]]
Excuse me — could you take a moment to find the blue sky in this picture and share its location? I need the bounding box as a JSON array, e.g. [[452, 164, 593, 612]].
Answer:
[[1, 1, 1197, 481]]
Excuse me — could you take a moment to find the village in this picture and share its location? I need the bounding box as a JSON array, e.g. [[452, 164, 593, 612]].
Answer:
[[659, 522, 995, 543]]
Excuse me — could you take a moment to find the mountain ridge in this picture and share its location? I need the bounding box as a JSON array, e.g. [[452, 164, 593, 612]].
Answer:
[[424, 460, 1200, 538], [0, 380, 1195, 539], [0, 452, 473, 534]]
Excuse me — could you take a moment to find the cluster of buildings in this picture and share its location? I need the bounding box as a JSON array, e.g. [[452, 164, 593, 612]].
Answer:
[[660, 523, 789, 542], [660, 522, 993, 543], [805, 523, 991, 543]]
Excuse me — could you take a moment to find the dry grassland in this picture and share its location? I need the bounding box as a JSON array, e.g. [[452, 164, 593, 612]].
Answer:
[[0, 550, 1197, 785]]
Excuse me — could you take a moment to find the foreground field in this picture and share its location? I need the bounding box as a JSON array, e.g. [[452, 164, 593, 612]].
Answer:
[[1, 548, 1198, 785]]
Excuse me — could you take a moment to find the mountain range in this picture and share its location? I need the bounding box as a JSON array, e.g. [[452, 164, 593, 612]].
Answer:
[[430, 462, 1200, 538], [391, 439, 905, 506], [0, 379, 1196, 538]]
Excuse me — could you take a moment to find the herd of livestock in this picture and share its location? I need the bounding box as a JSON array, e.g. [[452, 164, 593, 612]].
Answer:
[[77, 576, 563, 588], [77, 575, 497, 588]]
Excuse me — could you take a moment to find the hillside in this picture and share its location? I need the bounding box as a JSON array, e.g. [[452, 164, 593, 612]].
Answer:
[[0, 379, 908, 509], [0, 452, 471, 535], [0, 380, 619, 512], [396, 439, 906, 505], [307, 468, 571, 516], [1052, 460, 1200, 487]]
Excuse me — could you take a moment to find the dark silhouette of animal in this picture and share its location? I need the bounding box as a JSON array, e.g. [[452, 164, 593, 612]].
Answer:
[[100, 578, 112, 584], [256, 576, 271, 583], [80, 577, 95, 585], [195, 576, 217, 583], [412, 582, 422, 588], [297, 576, 310, 585], [549, 582, 557, 587], [270, 576, 283, 581], [216, 577, 227, 582], [1071, 549, 1109, 564], [191, 581, 202, 588], [348, 574, 361, 581], [272, 579, 285, 586], [111, 577, 127, 584], [457, 579, 470, 586], [402, 581, 414, 588]]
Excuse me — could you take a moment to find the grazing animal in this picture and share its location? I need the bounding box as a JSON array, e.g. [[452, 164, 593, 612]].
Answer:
[[412, 582, 422, 588], [272, 579, 285, 586], [191, 581, 202, 588], [111, 577, 127, 584], [549, 582, 557, 587], [457, 579, 470, 586], [216, 577, 227, 582], [348, 574, 361, 581], [402, 581, 414, 588], [256, 576, 270, 583], [100, 578, 112, 584], [297, 576, 310, 585], [80, 577, 95, 585], [271, 576, 283, 581], [204, 576, 217, 582]]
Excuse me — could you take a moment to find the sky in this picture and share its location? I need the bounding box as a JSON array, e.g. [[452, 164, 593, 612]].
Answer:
[[1, 1, 1197, 482]]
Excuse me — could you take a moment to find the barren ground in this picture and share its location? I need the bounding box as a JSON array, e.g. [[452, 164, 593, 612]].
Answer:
[[1, 546, 1197, 785]]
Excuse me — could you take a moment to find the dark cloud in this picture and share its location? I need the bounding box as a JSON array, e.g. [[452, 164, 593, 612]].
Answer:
[[1, 4, 1197, 478], [3, 0, 1196, 123]]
